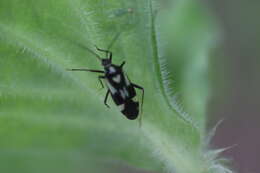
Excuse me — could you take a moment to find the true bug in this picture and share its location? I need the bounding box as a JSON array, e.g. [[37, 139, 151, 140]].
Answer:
[[67, 45, 144, 121]]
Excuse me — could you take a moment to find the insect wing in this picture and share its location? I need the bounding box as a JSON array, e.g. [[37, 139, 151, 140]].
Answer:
[[106, 72, 135, 105]]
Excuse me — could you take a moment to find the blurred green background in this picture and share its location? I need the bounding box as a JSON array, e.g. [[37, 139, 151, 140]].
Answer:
[[0, 0, 259, 173]]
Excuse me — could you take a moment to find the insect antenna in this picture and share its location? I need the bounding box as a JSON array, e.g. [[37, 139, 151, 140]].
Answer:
[[93, 32, 122, 60], [107, 31, 121, 50], [65, 37, 102, 61]]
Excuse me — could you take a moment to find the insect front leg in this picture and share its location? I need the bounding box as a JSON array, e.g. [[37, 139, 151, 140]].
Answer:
[[104, 90, 110, 108], [66, 68, 104, 73], [94, 46, 112, 60]]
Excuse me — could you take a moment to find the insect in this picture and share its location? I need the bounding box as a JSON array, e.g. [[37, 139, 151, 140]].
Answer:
[[67, 45, 144, 121]]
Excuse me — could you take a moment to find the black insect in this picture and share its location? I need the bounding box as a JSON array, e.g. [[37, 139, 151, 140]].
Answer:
[[67, 46, 144, 120]]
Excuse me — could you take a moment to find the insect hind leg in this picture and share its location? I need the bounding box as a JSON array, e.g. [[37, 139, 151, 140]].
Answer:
[[132, 83, 144, 127], [132, 83, 144, 112]]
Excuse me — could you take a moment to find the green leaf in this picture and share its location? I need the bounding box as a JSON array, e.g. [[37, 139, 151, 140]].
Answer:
[[0, 0, 232, 173]]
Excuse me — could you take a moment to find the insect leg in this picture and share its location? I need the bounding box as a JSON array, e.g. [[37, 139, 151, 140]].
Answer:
[[131, 83, 144, 127], [66, 68, 104, 73], [94, 46, 112, 60], [104, 90, 110, 108], [132, 83, 144, 113], [120, 61, 126, 68], [98, 76, 105, 89]]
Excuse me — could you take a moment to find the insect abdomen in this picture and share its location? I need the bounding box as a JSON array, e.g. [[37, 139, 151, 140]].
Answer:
[[121, 100, 139, 120]]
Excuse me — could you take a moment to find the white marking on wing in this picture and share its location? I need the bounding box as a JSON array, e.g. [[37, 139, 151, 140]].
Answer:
[[124, 73, 130, 86], [119, 89, 126, 99], [109, 67, 116, 74], [106, 80, 116, 94], [112, 75, 121, 83], [118, 104, 125, 111], [123, 87, 129, 97]]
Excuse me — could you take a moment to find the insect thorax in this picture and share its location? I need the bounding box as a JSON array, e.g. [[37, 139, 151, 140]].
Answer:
[[105, 64, 120, 75]]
